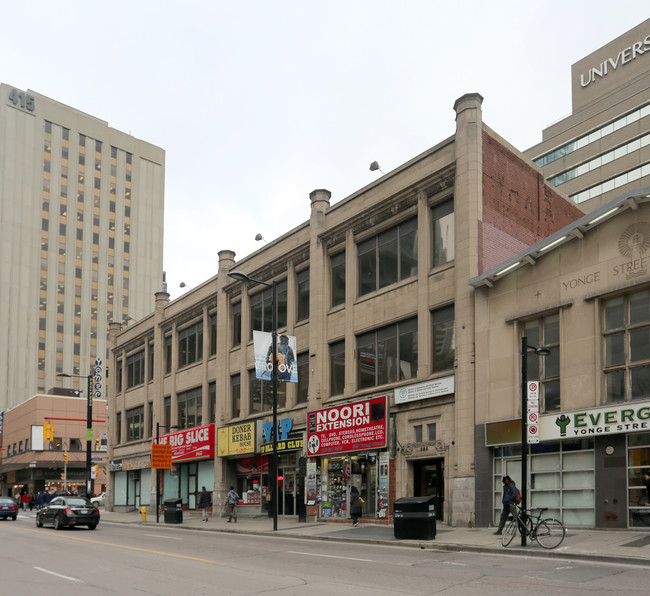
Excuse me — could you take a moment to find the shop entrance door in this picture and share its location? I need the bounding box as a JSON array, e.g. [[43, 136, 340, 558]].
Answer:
[[188, 463, 198, 509], [413, 459, 444, 521], [279, 470, 296, 516]]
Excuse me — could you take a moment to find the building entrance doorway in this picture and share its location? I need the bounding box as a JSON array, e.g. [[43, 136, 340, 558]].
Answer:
[[413, 458, 444, 521], [278, 469, 296, 515]]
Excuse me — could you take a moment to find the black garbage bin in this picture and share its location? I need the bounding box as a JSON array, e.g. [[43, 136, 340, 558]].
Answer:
[[164, 498, 183, 524], [393, 495, 436, 540]]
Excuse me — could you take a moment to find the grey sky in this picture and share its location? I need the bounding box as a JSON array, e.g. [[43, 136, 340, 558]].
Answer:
[[3, 1, 647, 300]]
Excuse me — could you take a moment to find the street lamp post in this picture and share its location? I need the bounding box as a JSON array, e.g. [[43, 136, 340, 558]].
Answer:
[[228, 269, 278, 531], [156, 422, 180, 523], [57, 371, 94, 499], [520, 336, 550, 546]]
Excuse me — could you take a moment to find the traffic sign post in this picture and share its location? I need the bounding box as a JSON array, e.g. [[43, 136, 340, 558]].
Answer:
[[527, 381, 540, 444]]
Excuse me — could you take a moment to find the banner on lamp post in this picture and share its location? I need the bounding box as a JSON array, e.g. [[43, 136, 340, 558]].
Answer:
[[253, 331, 298, 383]]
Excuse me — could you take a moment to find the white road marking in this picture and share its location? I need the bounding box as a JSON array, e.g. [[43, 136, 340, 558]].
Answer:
[[288, 550, 373, 562], [144, 533, 183, 540], [444, 561, 467, 566], [34, 567, 81, 582]]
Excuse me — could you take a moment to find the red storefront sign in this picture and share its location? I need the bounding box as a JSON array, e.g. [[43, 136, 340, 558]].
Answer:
[[156, 424, 215, 462], [307, 396, 388, 456]]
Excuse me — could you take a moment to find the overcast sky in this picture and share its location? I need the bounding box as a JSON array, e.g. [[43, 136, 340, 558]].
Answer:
[[3, 2, 648, 300]]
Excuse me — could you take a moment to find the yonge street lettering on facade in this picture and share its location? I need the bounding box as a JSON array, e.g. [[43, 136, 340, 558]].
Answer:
[[539, 400, 650, 440]]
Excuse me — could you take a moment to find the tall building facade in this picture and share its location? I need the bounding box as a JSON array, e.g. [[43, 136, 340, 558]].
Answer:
[[0, 84, 165, 411], [524, 19, 650, 212], [106, 93, 582, 527]]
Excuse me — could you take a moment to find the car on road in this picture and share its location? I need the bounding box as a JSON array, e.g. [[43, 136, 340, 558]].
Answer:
[[0, 497, 19, 520], [36, 495, 100, 530], [90, 492, 106, 507]]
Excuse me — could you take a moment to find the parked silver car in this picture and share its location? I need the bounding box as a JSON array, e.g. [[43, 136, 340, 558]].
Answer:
[[90, 492, 106, 507]]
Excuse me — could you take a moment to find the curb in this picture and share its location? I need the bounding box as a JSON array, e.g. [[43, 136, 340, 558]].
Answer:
[[101, 517, 650, 567]]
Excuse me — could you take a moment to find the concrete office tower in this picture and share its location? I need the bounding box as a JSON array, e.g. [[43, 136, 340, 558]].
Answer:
[[525, 19, 650, 211], [0, 84, 165, 411]]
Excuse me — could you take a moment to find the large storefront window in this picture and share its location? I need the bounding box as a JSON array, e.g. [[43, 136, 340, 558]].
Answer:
[[319, 452, 389, 520], [493, 439, 595, 527], [628, 431, 650, 528]]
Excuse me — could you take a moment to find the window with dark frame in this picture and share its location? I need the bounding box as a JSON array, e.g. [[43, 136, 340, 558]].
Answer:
[[297, 352, 309, 403], [249, 280, 288, 339], [231, 374, 241, 419], [164, 396, 171, 429], [164, 335, 172, 374], [178, 321, 203, 368], [525, 314, 560, 412], [330, 340, 345, 396], [603, 290, 650, 404], [356, 317, 418, 390], [116, 412, 122, 444], [209, 381, 216, 423], [148, 340, 154, 381], [432, 304, 455, 373], [297, 268, 310, 322], [431, 198, 455, 268], [178, 387, 202, 430], [209, 313, 217, 355], [248, 369, 286, 413], [126, 406, 144, 442], [358, 217, 417, 296], [126, 350, 145, 388], [116, 359, 123, 393], [232, 301, 241, 348], [331, 251, 346, 307]]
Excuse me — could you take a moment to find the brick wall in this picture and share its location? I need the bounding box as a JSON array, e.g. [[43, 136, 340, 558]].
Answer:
[[480, 131, 584, 274]]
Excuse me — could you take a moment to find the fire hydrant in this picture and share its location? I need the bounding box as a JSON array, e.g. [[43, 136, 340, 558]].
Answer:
[[141, 506, 147, 522]]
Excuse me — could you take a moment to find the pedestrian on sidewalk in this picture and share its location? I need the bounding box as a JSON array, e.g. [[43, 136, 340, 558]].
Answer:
[[494, 475, 518, 535], [226, 486, 239, 523], [198, 486, 212, 521], [644, 469, 650, 505], [350, 486, 362, 527]]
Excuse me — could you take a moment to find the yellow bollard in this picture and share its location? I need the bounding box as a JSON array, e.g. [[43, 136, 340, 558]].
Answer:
[[141, 506, 147, 522]]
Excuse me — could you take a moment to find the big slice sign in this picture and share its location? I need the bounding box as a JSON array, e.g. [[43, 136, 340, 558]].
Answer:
[[157, 424, 215, 463], [307, 396, 388, 456]]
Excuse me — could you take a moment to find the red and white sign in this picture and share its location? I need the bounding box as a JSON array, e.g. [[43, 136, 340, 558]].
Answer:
[[307, 396, 388, 456], [528, 423, 539, 444], [156, 424, 215, 462]]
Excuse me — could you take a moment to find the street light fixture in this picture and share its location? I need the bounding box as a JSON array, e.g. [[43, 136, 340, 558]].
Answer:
[[156, 422, 180, 523], [520, 336, 550, 546], [57, 370, 94, 499], [228, 269, 279, 531]]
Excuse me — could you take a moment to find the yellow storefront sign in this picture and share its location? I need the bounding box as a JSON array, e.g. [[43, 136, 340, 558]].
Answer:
[[217, 422, 256, 456]]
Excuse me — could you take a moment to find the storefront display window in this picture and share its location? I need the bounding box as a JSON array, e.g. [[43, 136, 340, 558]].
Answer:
[[318, 452, 388, 520], [627, 431, 650, 528], [494, 439, 595, 527]]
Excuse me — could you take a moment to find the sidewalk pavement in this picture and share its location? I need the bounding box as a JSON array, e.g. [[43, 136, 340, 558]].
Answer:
[[98, 507, 650, 567]]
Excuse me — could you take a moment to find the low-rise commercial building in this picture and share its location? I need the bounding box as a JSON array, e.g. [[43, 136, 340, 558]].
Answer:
[[107, 93, 581, 526], [0, 392, 108, 499]]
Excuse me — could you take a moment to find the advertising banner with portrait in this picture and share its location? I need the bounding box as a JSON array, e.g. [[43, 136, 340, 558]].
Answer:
[[253, 331, 298, 383]]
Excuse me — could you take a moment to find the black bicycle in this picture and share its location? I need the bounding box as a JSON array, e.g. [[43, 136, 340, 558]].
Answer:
[[502, 506, 566, 549]]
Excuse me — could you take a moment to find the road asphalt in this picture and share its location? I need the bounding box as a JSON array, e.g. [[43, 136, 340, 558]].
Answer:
[[96, 507, 650, 567]]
